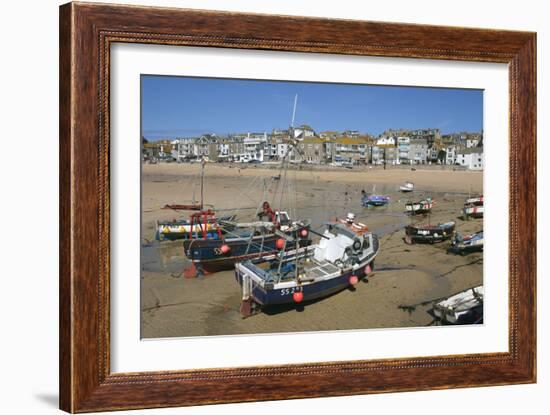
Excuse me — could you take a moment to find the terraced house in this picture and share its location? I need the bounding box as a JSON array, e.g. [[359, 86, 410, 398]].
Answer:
[[326, 136, 372, 164], [294, 137, 326, 164]]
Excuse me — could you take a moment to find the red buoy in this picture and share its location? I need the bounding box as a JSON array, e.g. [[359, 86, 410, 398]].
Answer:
[[299, 228, 309, 238], [349, 275, 359, 285], [293, 291, 304, 303], [220, 244, 231, 254], [276, 238, 285, 249]]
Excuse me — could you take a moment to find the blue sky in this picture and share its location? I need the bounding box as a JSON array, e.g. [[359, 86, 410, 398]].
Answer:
[[141, 75, 483, 139]]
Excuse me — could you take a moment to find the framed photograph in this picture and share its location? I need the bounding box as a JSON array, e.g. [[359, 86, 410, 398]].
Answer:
[[59, 2, 536, 412]]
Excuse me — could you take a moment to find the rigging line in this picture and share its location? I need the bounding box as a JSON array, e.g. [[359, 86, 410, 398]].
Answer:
[[231, 173, 262, 213], [278, 145, 293, 211], [219, 227, 279, 253]]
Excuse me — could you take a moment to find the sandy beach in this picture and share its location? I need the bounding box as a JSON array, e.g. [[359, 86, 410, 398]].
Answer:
[[141, 163, 483, 338]]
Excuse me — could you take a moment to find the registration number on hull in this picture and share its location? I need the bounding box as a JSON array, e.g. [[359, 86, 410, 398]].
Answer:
[[280, 287, 301, 296]]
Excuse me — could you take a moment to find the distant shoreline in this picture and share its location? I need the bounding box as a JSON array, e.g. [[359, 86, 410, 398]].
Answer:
[[144, 160, 482, 174]]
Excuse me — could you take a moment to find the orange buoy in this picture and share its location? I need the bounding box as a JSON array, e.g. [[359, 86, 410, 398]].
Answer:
[[220, 244, 231, 254], [293, 291, 304, 303], [276, 238, 285, 249], [349, 275, 359, 285]]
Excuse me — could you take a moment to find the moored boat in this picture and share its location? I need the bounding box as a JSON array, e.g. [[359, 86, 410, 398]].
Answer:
[[448, 230, 483, 255], [155, 212, 235, 241], [183, 202, 311, 275], [405, 198, 434, 215], [399, 181, 414, 192], [235, 214, 379, 315], [362, 194, 390, 207], [404, 221, 455, 244], [463, 203, 484, 219], [433, 286, 483, 324], [463, 195, 484, 219]]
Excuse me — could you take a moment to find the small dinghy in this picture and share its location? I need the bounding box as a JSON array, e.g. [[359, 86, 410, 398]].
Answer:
[[399, 181, 414, 192], [448, 230, 483, 255], [404, 221, 455, 244], [433, 286, 483, 324], [405, 198, 434, 215], [235, 213, 379, 315]]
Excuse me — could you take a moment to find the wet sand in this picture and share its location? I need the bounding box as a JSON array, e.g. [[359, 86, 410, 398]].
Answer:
[[141, 163, 483, 338]]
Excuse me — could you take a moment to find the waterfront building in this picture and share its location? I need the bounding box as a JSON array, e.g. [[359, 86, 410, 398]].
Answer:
[[330, 136, 371, 164], [294, 125, 316, 139], [409, 138, 429, 164], [297, 137, 326, 164], [397, 136, 411, 164], [455, 148, 484, 170]]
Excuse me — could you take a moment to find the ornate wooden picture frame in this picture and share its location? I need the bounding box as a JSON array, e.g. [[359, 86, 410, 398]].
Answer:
[[59, 2, 536, 412]]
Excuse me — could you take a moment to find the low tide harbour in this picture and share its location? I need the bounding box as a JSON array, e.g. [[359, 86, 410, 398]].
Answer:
[[140, 163, 483, 338]]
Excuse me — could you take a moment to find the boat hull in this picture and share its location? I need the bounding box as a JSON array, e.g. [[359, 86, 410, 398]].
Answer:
[[237, 231, 379, 307], [433, 286, 483, 324], [463, 205, 484, 219], [404, 222, 455, 244], [448, 232, 484, 255], [362, 198, 389, 207], [405, 201, 433, 215], [236, 262, 373, 306], [156, 215, 234, 241], [362, 195, 390, 207], [184, 235, 311, 273]]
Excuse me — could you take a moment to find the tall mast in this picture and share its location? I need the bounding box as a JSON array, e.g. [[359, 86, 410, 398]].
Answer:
[[200, 158, 205, 208], [291, 94, 298, 129]]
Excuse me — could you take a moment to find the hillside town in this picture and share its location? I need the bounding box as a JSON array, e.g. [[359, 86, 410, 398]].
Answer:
[[142, 127, 484, 170]]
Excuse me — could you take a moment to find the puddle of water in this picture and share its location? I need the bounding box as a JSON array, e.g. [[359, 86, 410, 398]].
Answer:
[[141, 241, 189, 274]]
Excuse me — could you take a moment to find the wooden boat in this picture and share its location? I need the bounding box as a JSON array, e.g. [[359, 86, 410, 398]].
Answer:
[[448, 230, 483, 255], [235, 215, 379, 315], [156, 159, 214, 239], [433, 286, 483, 324], [405, 198, 434, 215], [404, 221, 455, 244], [362, 194, 390, 207], [156, 212, 235, 241], [183, 203, 311, 275], [399, 181, 414, 192]]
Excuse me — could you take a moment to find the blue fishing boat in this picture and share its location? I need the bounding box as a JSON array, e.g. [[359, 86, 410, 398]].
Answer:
[[182, 203, 311, 275], [362, 194, 390, 207], [235, 214, 379, 315], [448, 230, 483, 255]]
